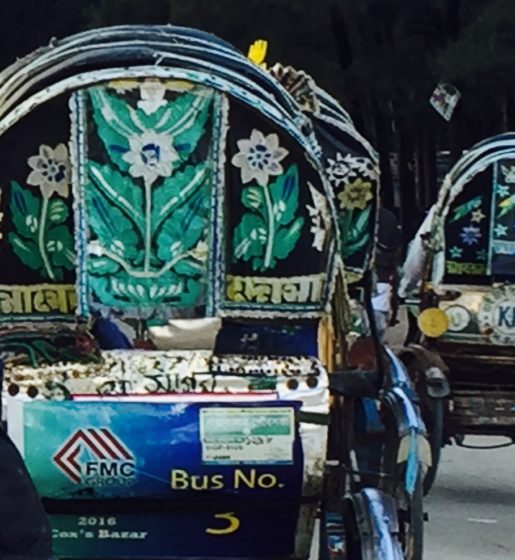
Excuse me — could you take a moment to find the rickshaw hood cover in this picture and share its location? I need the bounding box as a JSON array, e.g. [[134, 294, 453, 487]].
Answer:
[[401, 132, 515, 292], [0, 25, 343, 321]]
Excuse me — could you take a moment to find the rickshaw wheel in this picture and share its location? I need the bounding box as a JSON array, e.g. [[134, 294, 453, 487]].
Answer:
[[399, 470, 424, 560], [380, 408, 424, 560], [422, 398, 443, 495]]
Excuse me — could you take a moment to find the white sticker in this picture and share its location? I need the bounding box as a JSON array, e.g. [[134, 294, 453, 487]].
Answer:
[[199, 407, 295, 464], [445, 305, 471, 332], [478, 286, 515, 344]]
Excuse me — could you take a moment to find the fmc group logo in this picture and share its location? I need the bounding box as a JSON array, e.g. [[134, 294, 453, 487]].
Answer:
[[53, 428, 136, 487]]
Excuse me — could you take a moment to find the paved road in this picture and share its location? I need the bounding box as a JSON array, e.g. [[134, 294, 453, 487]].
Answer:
[[384, 313, 515, 559], [424, 437, 515, 560]]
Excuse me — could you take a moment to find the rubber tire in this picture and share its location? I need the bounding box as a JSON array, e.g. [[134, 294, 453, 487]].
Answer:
[[318, 512, 329, 560], [402, 469, 424, 560], [422, 398, 443, 496], [342, 499, 363, 560]]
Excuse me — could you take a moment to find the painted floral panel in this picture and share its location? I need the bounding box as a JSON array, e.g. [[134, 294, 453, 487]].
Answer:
[[313, 116, 379, 279], [226, 101, 332, 283], [76, 80, 218, 316]]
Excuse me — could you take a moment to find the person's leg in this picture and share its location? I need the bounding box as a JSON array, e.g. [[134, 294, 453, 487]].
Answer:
[[0, 428, 53, 559], [374, 310, 388, 342]]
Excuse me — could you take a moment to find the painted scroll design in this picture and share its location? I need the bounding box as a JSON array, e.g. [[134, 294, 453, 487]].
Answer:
[[231, 130, 304, 272], [306, 182, 331, 253], [83, 82, 214, 311], [4, 350, 326, 399], [8, 144, 75, 280]]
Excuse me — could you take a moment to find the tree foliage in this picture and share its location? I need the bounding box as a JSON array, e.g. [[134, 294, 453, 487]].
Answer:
[[1, 0, 515, 232]]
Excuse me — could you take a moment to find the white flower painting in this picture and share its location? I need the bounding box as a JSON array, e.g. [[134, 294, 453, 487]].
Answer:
[[123, 131, 180, 187], [231, 129, 289, 186], [27, 144, 70, 198], [137, 79, 167, 115], [325, 152, 378, 187]]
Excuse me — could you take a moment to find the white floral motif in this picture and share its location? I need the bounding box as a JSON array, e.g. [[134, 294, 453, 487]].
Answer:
[[501, 165, 515, 184], [190, 240, 209, 262], [306, 182, 331, 252], [123, 131, 180, 187], [351, 157, 379, 180], [137, 80, 167, 115], [231, 129, 289, 186], [297, 358, 316, 376], [498, 185, 510, 197], [27, 144, 70, 198], [325, 153, 354, 187], [325, 152, 378, 187], [169, 403, 190, 416], [88, 240, 105, 257]]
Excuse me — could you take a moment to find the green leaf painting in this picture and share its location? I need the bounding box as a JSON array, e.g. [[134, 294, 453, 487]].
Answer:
[[340, 205, 372, 259], [9, 178, 75, 280], [233, 164, 304, 271], [11, 180, 41, 237], [84, 84, 214, 311], [48, 199, 69, 224], [450, 195, 482, 222], [89, 87, 214, 175], [151, 163, 208, 232], [8, 234, 44, 270], [497, 194, 515, 218], [88, 161, 144, 232]]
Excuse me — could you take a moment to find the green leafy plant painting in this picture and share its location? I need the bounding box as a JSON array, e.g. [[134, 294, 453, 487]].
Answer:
[[8, 144, 75, 280], [231, 129, 304, 271], [83, 82, 214, 310]]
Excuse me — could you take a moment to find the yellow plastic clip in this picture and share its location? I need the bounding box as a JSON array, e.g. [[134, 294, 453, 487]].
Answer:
[[247, 39, 268, 69]]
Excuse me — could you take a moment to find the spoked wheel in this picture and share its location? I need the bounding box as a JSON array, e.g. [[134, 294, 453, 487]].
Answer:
[[398, 469, 424, 560], [318, 502, 349, 558]]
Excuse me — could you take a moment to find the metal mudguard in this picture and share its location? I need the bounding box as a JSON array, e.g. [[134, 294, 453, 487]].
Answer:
[[381, 350, 432, 493], [383, 348, 426, 436], [397, 344, 450, 398], [345, 488, 403, 560]]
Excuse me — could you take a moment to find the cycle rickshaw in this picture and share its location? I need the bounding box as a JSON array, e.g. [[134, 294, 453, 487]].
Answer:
[[400, 132, 515, 493], [0, 26, 427, 559]]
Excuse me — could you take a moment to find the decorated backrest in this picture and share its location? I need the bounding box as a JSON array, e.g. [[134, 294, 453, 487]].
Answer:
[[0, 26, 338, 328]]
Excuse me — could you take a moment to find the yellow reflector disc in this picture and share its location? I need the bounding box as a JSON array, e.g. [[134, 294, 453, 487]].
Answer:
[[418, 307, 449, 338]]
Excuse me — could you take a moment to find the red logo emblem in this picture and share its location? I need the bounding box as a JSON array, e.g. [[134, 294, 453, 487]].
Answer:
[[53, 428, 134, 484]]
